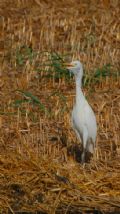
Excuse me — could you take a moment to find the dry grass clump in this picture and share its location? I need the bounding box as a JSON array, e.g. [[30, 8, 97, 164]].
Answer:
[[0, 0, 120, 213]]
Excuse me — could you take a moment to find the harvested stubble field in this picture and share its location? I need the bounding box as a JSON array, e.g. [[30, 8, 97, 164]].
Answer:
[[0, 0, 120, 213]]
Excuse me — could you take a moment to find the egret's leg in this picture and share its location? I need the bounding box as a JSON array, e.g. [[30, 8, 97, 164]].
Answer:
[[87, 140, 94, 154], [81, 126, 88, 163]]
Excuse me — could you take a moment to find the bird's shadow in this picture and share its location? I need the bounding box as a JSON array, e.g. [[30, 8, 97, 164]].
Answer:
[[67, 143, 92, 164], [59, 134, 92, 164]]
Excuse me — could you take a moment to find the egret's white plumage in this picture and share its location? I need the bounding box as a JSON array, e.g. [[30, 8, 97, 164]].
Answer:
[[67, 60, 97, 163]]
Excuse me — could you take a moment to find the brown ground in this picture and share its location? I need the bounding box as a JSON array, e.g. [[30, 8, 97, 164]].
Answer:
[[0, 0, 120, 213]]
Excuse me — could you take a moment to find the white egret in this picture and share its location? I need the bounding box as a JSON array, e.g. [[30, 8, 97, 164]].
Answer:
[[65, 60, 97, 163]]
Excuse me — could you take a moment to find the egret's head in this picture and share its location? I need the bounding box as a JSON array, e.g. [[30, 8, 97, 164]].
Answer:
[[65, 60, 83, 78]]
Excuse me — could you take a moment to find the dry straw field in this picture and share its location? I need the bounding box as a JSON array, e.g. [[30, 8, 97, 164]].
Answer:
[[0, 0, 120, 213]]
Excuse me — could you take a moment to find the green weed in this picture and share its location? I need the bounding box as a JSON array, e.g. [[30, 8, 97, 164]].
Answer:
[[12, 90, 49, 115], [83, 63, 119, 87], [16, 45, 36, 66], [49, 52, 70, 80]]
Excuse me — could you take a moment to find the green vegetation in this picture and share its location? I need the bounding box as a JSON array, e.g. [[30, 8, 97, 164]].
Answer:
[[12, 89, 49, 114], [16, 45, 36, 66]]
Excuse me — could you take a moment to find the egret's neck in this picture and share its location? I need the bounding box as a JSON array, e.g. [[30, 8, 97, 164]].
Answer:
[[75, 75, 84, 104]]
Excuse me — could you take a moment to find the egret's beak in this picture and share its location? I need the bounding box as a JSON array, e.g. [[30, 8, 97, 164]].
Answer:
[[63, 62, 73, 69]]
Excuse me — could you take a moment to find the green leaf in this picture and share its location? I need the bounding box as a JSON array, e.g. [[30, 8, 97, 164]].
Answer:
[[15, 90, 49, 114]]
